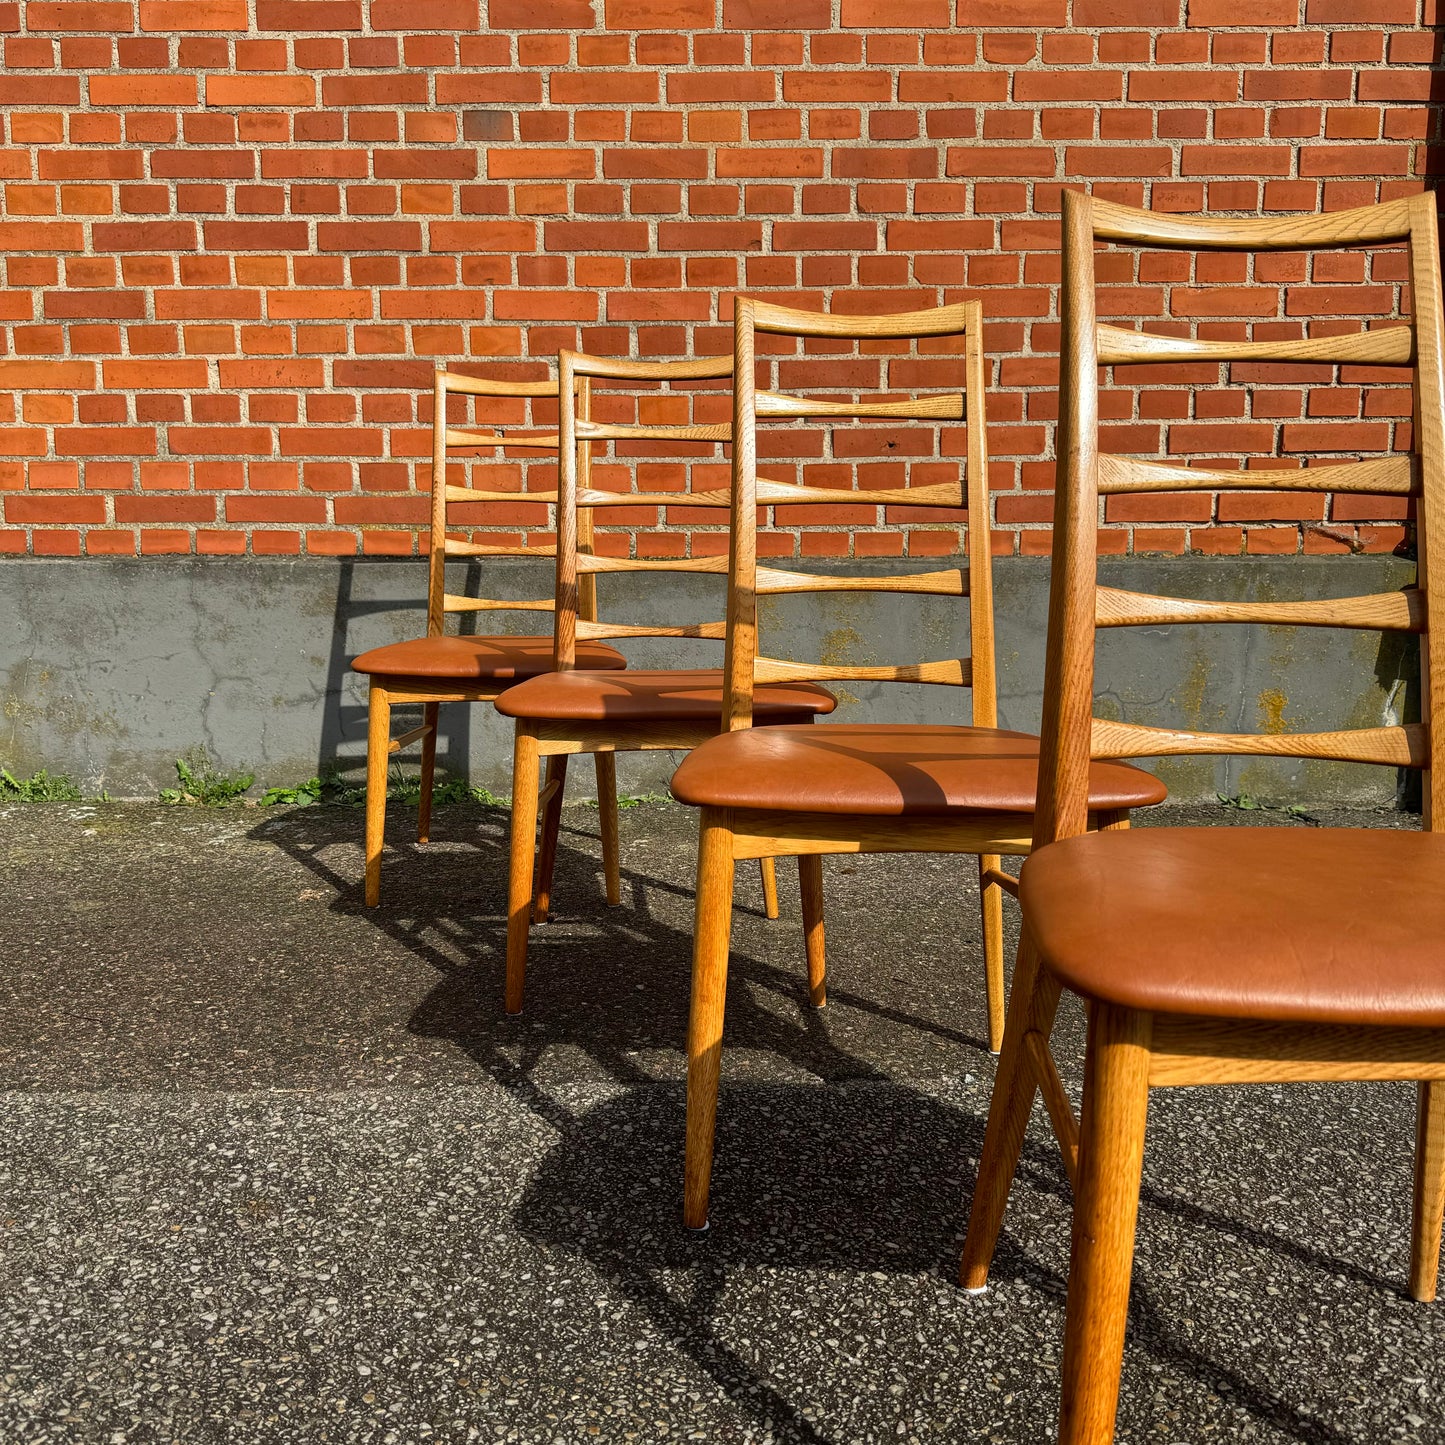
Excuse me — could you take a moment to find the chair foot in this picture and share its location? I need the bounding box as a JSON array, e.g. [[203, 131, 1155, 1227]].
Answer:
[[505, 729, 542, 1015], [798, 853, 825, 1007], [363, 684, 390, 908]]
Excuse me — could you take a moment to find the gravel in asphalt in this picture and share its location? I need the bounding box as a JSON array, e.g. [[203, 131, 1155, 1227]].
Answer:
[[0, 796, 1441, 1443]]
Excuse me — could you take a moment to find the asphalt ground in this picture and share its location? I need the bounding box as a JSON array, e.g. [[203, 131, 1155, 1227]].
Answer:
[[1, 794, 1441, 1444]]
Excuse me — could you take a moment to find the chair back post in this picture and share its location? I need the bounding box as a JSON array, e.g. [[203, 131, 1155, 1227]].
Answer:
[[964, 310, 999, 732], [426, 367, 450, 638], [554, 349, 582, 672], [575, 375, 599, 632], [1407, 192, 1445, 829], [724, 297, 761, 733], [1037, 189, 1107, 847]]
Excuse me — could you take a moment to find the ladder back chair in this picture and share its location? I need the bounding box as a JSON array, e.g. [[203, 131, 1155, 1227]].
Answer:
[[959, 191, 1445, 1445], [351, 368, 626, 907], [670, 298, 1166, 1229], [495, 349, 836, 1015]]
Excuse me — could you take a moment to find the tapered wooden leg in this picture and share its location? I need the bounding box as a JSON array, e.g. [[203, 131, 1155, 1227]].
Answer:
[[978, 852, 1006, 1054], [759, 856, 779, 920], [1410, 1079, 1445, 1303], [532, 754, 569, 925], [959, 935, 1063, 1290], [798, 853, 826, 1007], [416, 700, 440, 845], [595, 749, 621, 907], [684, 808, 737, 1230], [364, 684, 391, 908], [1058, 1004, 1152, 1445], [505, 727, 542, 1015]]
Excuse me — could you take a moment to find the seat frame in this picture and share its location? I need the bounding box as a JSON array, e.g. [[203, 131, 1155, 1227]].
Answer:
[[958, 192, 1445, 1445], [358, 368, 617, 907]]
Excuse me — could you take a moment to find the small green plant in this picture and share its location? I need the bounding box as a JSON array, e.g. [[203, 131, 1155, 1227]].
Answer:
[[584, 790, 673, 810], [261, 767, 506, 808], [0, 768, 83, 802], [160, 752, 255, 807]]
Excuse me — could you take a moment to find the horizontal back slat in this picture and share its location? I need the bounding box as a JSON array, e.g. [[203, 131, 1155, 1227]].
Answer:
[[579, 487, 731, 509], [754, 655, 972, 686], [1097, 454, 1416, 497], [757, 478, 964, 507], [1089, 193, 1416, 249], [755, 565, 967, 597], [1091, 717, 1428, 768], [443, 539, 555, 558], [438, 371, 559, 397], [577, 619, 726, 641], [443, 593, 554, 613], [574, 419, 732, 443], [1095, 585, 1424, 632], [755, 389, 965, 421], [569, 353, 733, 382], [749, 297, 976, 338], [445, 427, 561, 449], [444, 485, 559, 505], [1096, 323, 1413, 368], [576, 553, 729, 576]]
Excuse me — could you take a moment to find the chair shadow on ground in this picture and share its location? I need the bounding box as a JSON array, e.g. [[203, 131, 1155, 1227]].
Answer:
[[248, 803, 1407, 1445]]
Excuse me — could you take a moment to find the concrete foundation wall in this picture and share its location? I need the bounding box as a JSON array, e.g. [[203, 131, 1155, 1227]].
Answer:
[[0, 555, 1418, 806]]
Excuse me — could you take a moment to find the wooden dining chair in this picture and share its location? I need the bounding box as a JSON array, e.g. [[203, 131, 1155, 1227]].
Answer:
[[671, 298, 1166, 1229], [351, 368, 626, 907], [958, 191, 1445, 1445], [495, 349, 836, 1015]]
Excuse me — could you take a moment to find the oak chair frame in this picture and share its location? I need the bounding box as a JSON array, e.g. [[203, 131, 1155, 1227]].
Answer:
[[503, 349, 790, 1015], [682, 297, 1069, 1229], [958, 192, 1445, 1445], [362, 368, 612, 907]]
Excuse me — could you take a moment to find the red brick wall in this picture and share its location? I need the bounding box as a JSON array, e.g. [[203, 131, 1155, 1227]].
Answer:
[[0, 0, 1436, 561]]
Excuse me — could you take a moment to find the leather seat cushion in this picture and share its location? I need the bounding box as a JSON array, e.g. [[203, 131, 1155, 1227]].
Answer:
[[1021, 826, 1445, 1027], [494, 668, 836, 723], [668, 723, 1166, 815], [351, 634, 626, 682]]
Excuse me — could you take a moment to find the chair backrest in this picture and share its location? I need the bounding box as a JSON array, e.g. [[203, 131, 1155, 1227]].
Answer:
[[426, 368, 591, 638], [723, 298, 995, 731], [553, 349, 735, 670], [1038, 191, 1445, 845]]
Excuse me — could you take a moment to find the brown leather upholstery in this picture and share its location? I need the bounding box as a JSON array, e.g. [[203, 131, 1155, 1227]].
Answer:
[[1021, 826, 1445, 1027], [494, 668, 836, 723], [351, 633, 626, 682], [669, 722, 1166, 815]]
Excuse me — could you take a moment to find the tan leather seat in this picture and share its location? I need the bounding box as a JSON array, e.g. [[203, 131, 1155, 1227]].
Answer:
[[495, 668, 836, 723], [1021, 827, 1445, 1027], [352, 634, 626, 682], [669, 722, 1166, 816]]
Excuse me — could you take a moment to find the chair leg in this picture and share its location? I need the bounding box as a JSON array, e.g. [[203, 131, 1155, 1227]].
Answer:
[[532, 754, 569, 925], [759, 856, 779, 919], [684, 808, 737, 1230], [959, 935, 1063, 1291], [798, 853, 826, 1007], [1410, 1079, 1445, 1303], [364, 683, 390, 908], [1058, 1004, 1152, 1445], [505, 727, 542, 1015], [416, 700, 440, 845], [595, 749, 621, 907], [978, 852, 1006, 1054]]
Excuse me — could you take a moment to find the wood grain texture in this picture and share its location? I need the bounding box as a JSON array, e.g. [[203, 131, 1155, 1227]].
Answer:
[[1089, 192, 1417, 249], [754, 564, 966, 597], [754, 389, 964, 420], [1412, 1081, 1445, 1302], [1097, 323, 1412, 368], [1058, 1004, 1153, 1445], [1090, 717, 1427, 767], [1097, 453, 1415, 498], [729, 811, 1034, 859], [752, 655, 969, 686], [1094, 585, 1425, 633]]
